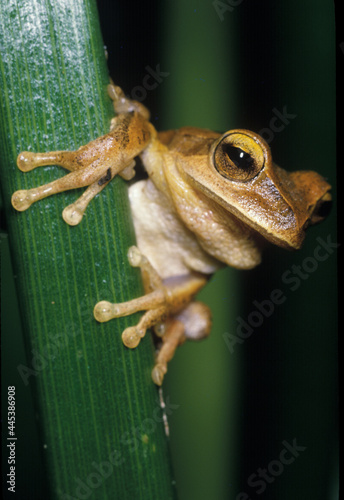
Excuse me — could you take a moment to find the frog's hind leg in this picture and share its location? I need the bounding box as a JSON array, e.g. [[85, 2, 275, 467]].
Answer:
[[93, 245, 209, 385], [94, 245, 170, 347], [152, 320, 186, 385], [151, 301, 212, 385]]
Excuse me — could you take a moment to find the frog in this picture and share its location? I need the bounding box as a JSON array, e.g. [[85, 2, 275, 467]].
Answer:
[[11, 82, 332, 385]]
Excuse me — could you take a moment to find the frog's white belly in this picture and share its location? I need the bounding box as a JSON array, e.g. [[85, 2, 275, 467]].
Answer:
[[128, 179, 220, 279]]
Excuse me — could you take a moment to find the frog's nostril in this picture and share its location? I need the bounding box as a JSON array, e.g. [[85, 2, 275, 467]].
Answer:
[[310, 192, 332, 224]]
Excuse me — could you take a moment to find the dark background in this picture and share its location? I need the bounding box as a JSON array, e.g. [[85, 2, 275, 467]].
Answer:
[[2, 1, 338, 499]]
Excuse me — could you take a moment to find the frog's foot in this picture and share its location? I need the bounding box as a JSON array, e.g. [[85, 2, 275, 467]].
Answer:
[[61, 160, 136, 225], [93, 246, 209, 384], [12, 152, 137, 223], [94, 290, 168, 349], [12, 100, 151, 223], [62, 179, 110, 225], [94, 246, 173, 347], [11, 156, 115, 217]]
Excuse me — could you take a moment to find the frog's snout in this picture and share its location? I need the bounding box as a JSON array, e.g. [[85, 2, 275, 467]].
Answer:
[[265, 166, 332, 250], [287, 169, 332, 228]]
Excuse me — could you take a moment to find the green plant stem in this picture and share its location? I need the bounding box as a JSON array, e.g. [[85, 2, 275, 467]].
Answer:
[[0, 1, 176, 498]]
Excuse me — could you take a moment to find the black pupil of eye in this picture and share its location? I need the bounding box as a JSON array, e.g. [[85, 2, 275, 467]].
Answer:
[[225, 145, 254, 170]]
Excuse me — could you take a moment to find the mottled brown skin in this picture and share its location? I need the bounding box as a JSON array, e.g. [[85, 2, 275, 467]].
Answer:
[[11, 83, 331, 385]]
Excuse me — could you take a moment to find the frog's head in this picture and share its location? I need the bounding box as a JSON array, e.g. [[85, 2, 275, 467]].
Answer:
[[184, 129, 332, 250]]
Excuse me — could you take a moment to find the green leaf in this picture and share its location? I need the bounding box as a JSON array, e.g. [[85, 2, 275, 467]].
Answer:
[[0, 1, 177, 498]]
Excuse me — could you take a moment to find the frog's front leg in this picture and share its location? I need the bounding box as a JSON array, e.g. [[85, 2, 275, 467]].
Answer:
[[94, 246, 211, 385], [11, 93, 153, 224], [12, 154, 113, 218]]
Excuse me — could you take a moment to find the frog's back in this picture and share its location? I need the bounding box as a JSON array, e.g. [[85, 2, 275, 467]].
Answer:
[[158, 127, 220, 157]]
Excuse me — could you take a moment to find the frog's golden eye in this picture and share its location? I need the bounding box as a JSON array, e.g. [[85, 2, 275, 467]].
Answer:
[[212, 132, 265, 182]]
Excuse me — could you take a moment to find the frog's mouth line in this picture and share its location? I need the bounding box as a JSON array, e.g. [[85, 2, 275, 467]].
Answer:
[[249, 189, 332, 250], [205, 181, 331, 251], [193, 178, 331, 250]]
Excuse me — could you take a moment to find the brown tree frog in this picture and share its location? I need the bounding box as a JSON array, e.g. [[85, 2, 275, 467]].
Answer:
[[11, 82, 332, 385]]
